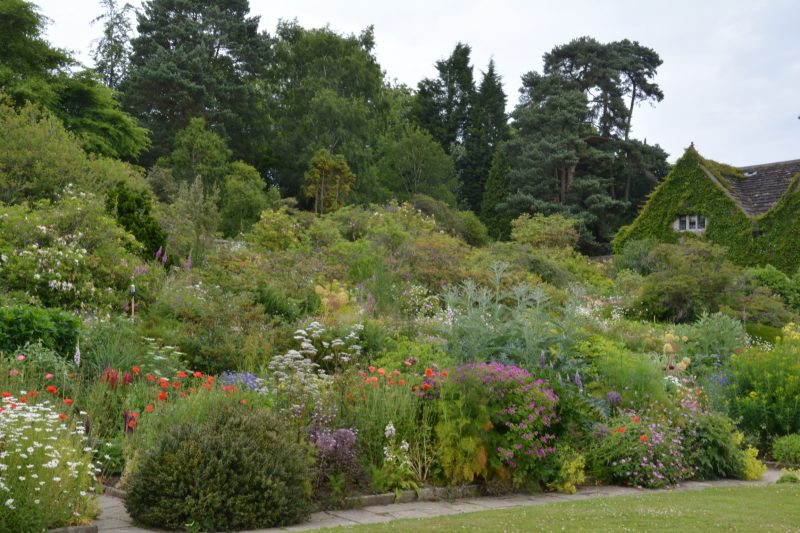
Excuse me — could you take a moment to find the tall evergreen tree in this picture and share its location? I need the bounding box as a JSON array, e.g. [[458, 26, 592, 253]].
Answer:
[[462, 60, 509, 212], [480, 146, 512, 240], [501, 38, 668, 253], [122, 0, 272, 166], [412, 43, 475, 152]]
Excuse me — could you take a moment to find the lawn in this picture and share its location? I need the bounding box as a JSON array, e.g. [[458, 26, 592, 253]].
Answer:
[[337, 485, 800, 532]]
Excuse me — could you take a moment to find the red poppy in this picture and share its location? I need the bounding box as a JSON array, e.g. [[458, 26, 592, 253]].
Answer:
[[632, 416, 640, 423], [412, 385, 419, 391], [441, 371, 448, 377], [132, 366, 140, 376], [389, 380, 396, 385], [179, 392, 186, 398], [158, 392, 167, 401], [193, 371, 202, 378], [1, 392, 10, 398], [19, 397, 28, 403], [398, 379, 406, 386], [240, 399, 247, 405], [59, 413, 67, 420], [146, 374, 155, 382], [46, 386, 57, 394], [368, 366, 376, 373], [377, 368, 385, 376], [393, 370, 401, 376], [63, 398, 73, 405], [640, 434, 647, 442], [177, 371, 187, 378], [618, 427, 626, 433], [27, 391, 37, 398], [131, 412, 139, 419], [0, 408, 3, 413], [173, 382, 181, 389], [424, 368, 434, 377], [160, 381, 170, 389], [188, 387, 195, 393], [128, 419, 136, 428], [358, 370, 366, 377], [422, 382, 431, 390], [144, 404, 154, 413]]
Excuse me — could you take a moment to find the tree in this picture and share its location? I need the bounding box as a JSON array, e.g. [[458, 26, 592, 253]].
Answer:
[[461, 60, 509, 212], [265, 22, 386, 199], [219, 161, 279, 237], [158, 117, 232, 191], [157, 177, 220, 264], [377, 127, 457, 204], [303, 149, 356, 215], [412, 43, 475, 152], [0, 0, 148, 160], [480, 147, 512, 240], [105, 180, 166, 257], [502, 38, 668, 252], [123, 0, 272, 165], [91, 0, 135, 89]]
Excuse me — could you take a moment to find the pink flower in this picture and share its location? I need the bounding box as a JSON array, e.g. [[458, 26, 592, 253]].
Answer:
[[16, 355, 25, 362], [45, 373, 54, 380]]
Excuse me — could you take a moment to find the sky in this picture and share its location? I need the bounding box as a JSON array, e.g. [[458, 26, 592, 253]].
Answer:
[[35, 0, 800, 166]]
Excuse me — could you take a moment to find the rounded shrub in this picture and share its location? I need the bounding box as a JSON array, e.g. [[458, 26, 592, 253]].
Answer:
[[124, 403, 312, 531]]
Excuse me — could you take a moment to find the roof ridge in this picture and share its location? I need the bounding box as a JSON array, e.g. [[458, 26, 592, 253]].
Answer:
[[737, 158, 800, 170]]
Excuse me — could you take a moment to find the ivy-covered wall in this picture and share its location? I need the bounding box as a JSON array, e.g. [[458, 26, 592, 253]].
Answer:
[[614, 147, 800, 273]]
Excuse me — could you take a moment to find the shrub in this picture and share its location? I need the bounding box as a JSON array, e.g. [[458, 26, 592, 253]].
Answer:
[[677, 312, 747, 373], [511, 213, 580, 250], [545, 445, 587, 494], [0, 396, 97, 532], [125, 403, 312, 531], [614, 238, 658, 275], [246, 207, 301, 251], [773, 434, 800, 466], [630, 240, 744, 323], [0, 305, 80, 356], [436, 363, 559, 488], [725, 326, 800, 448], [682, 410, 750, 480], [589, 408, 692, 488], [411, 194, 488, 246]]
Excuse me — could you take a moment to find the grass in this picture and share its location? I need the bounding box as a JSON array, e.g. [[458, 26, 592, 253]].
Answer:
[[335, 485, 800, 532]]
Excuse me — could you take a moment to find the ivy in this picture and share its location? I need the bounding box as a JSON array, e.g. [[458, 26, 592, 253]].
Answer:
[[615, 147, 800, 273]]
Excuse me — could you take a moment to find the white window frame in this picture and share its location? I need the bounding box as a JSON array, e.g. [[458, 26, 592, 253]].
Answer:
[[673, 215, 707, 234]]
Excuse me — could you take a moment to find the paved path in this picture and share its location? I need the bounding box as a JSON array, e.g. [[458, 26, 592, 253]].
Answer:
[[95, 468, 783, 532]]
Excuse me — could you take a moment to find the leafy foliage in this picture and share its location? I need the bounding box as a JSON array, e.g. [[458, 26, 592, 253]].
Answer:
[[125, 403, 313, 530]]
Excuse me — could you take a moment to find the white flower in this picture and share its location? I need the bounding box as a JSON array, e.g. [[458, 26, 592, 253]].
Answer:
[[384, 422, 396, 440], [4, 498, 14, 509]]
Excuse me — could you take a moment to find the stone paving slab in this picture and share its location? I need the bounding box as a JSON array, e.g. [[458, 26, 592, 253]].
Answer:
[[95, 468, 784, 532]]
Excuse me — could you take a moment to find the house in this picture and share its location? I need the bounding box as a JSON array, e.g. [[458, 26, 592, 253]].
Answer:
[[614, 146, 800, 273]]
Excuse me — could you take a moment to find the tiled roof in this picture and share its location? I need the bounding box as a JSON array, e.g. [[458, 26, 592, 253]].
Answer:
[[724, 159, 800, 216]]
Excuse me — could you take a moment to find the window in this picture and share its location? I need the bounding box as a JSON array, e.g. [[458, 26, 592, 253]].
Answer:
[[674, 215, 707, 233]]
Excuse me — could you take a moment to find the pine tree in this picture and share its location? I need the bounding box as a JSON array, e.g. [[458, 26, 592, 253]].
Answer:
[[461, 60, 509, 212], [122, 0, 271, 165]]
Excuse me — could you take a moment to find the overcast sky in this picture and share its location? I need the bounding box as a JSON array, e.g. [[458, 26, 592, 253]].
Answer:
[[35, 0, 800, 166]]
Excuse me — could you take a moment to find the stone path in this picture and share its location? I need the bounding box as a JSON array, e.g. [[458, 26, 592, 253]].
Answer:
[[95, 468, 783, 532]]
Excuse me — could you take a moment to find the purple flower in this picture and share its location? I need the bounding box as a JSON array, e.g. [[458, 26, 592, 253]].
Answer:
[[155, 246, 162, 261], [161, 252, 167, 265], [607, 391, 622, 406], [186, 254, 192, 271]]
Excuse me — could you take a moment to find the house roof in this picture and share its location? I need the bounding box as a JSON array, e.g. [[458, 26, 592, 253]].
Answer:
[[723, 159, 800, 216]]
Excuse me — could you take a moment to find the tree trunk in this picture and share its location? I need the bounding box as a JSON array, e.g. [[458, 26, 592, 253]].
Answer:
[[625, 83, 637, 140]]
